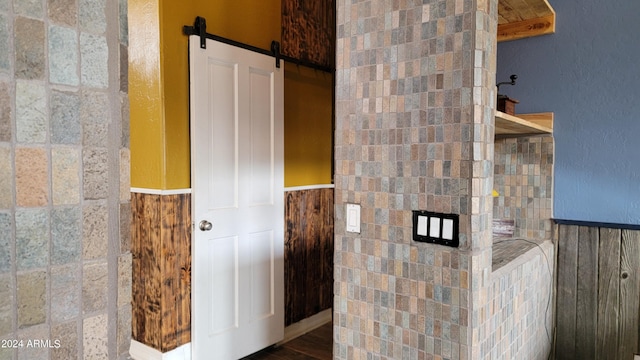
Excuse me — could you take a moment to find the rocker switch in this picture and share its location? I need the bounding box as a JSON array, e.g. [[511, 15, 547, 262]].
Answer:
[[346, 204, 361, 233]]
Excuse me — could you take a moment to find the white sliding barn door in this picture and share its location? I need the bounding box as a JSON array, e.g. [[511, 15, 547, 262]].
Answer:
[[189, 35, 284, 360]]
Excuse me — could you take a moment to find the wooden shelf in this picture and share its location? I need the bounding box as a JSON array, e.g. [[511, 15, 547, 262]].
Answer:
[[498, 0, 556, 42], [495, 111, 553, 136]]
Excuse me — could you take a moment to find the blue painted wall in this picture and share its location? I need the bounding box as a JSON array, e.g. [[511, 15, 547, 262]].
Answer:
[[496, 1, 640, 225]]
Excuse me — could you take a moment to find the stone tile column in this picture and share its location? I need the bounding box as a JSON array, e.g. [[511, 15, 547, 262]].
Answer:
[[333, 0, 497, 358], [0, 0, 131, 358]]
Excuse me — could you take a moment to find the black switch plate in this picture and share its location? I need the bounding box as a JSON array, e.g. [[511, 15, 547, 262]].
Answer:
[[412, 210, 459, 248]]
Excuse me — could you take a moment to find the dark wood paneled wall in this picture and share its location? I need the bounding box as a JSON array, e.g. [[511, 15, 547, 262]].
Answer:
[[131, 188, 333, 348], [556, 224, 640, 360], [285, 188, 334, 326], [282, 0, 336, 69], [131, 192, 191, 352]]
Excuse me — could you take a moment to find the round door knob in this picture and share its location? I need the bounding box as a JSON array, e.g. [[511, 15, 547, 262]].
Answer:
[[199, 220, 213, 231]]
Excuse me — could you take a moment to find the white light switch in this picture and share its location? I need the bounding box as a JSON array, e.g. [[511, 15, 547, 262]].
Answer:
[[442, 218, 454, 240], [429, 217, 440, 238], [417, 215, 428, 236], [346, 203, 361, 233]]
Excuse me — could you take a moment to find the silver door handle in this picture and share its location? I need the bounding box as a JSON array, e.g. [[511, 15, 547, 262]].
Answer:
[[199, 220, 213, 231]]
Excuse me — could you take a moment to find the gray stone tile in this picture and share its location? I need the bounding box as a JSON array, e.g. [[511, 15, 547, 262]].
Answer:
[[0, 148, 11, 209], [0, 15, 9, 73], [13, 0, 43, 18], [119, 202, 131, 253], [82, 92, 110, 147], [0, 274, 12, 336], [79, 0, 106, 34], [83, 148, 109, 199], [51, 90, 81, 144], [120, 44, 128, 93], [49, 25, 79, 86], [0, 212, 11, 273], [0, 82, 10, 142], [17, 324, 49, 360], [117, 253, 131, 308], [0, 0, 7, 12], [120, 94, 129, 148], [83, 122, 109, 147], [48, 0, 78, 27], [17, 271, 46, 328], [83, 261, 107, 313], [51, 321, 78, 360], [0, 347, 14, 360], [51, 206, 81, 265], [14, 17, 45, 80], [81, 90, 110, 124], [51, 264, 80, 323], [83, 203, 108, 260], [16, 80, 47, 143], [119, 0, 128, 45], [80, 33, 108, 88], [15, 208, 49, 270], [83, 314, 108, 359], [117, 304, 131, 355], [119, 149, 129, 202], [52, 147, 81, 205]]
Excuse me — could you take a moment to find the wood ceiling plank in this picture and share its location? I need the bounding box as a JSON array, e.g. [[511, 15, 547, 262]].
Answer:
[[497, 0, 556, 41], [497, 13, 555, 42]]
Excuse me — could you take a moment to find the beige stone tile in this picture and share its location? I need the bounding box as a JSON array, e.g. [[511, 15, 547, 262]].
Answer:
[[48, 0, 78, 27], [82, 203, 108, 260], [51, 321, 78, 360], [83, 314, 108, 359], [15, 147, 48, 207], [82, 261, 108, 313]]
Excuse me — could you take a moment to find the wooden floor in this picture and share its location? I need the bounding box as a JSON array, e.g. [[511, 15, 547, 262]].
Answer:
[[242, 322, 333, 360]]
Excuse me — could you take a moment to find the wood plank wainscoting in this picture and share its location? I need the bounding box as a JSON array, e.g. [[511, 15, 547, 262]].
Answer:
[[284, 186, 335, 326], [130, 187, 334, 355], [131, 190, 192, 353], [555, 223, 640, 360]]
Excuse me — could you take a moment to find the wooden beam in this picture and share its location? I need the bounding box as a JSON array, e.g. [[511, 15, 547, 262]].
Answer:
[[497, 13, 555, 42]]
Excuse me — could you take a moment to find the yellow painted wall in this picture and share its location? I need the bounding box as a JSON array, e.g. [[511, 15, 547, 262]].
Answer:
[[284, 67, 333, 186], [130, 0, 333, 189], [129, 0, 164, 189]]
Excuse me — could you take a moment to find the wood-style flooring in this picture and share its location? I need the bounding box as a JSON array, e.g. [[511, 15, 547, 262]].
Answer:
[[242, 322, 333, 360]]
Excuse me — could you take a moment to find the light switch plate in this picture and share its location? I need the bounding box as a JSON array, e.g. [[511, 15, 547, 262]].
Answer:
[[346, 203, 361, 233], [412, 210, 459, 247]]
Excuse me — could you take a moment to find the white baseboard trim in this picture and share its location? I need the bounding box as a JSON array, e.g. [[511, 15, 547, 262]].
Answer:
[[279, 308, 333, 345], [130, 340, 191, 360], [130, 187, 192, 195], [284, 184, 335, 192]]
